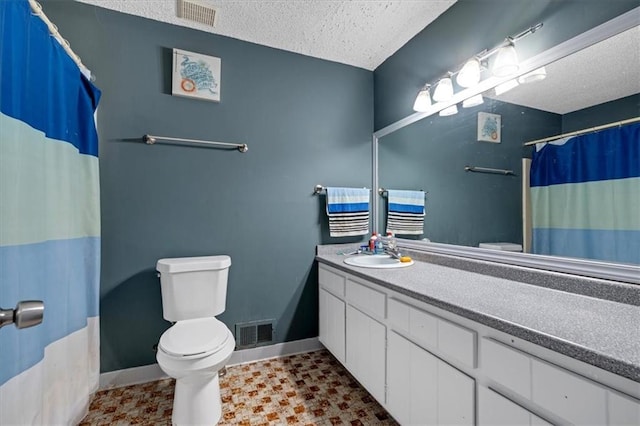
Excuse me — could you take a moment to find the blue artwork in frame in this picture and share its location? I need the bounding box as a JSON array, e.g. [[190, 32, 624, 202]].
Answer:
[[172, 48, 221, 102]]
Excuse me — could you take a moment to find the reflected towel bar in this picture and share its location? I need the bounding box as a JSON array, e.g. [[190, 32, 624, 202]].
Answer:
[[378, 188, 427, 196], [465, 166, 515, 176], [143, 134, 248, 153], [313, 185, 370, 195]]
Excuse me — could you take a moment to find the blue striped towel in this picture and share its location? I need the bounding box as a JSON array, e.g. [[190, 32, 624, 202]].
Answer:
[[326, 187, 370, 237], [386, 189, 425, 235]]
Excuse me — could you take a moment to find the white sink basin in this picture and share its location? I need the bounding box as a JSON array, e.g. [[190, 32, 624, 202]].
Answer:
[[343, 254, 413, 269]]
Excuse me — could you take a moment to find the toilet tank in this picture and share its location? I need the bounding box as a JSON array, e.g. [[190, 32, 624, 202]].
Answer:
[[156, 255, 231, 321]]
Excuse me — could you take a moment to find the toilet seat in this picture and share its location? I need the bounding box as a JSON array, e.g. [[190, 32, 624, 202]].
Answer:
[[159, 318, 231, 358]]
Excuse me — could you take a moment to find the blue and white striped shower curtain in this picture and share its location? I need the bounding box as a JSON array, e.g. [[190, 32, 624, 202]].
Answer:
[[0, 1, 101, 424], [530, 123, 640, 264]]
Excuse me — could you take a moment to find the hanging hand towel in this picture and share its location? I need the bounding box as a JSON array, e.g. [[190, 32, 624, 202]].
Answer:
[[326, 187, 370, 237], [386, 189, 425, 235]]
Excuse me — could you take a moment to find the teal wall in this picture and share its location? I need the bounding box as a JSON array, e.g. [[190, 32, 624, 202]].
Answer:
[[40, 0, 636, 373], [562, 94, 640, 133], [378, 99, 559, 247], [42, 1, 373, 372]]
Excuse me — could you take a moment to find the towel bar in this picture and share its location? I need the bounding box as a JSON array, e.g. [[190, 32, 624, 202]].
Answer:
[[313, 185, 370, 195], [464, 166, 515, 176], [143, 134, 248, 153]]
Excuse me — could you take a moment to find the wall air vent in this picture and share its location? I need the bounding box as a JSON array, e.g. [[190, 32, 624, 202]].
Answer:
[[235, 319, 275, 349], [177, 0, 217, 27]]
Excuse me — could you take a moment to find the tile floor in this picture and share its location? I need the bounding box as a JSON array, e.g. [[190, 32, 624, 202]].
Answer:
[[80, 349, 398, 425]]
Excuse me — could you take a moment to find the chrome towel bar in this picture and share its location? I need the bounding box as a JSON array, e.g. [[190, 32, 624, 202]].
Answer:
[[143, 134, 248, 153]]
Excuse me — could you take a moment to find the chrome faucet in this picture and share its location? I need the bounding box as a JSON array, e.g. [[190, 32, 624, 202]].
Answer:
[[385, 247, 402, 259]]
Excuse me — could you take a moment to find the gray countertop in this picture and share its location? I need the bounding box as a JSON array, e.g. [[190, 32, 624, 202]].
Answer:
[[316, 244, 640, 382]]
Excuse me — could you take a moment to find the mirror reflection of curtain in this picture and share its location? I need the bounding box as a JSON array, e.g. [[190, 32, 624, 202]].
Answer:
[[0, 0, 101, 424], [530, 123, 640, 264]]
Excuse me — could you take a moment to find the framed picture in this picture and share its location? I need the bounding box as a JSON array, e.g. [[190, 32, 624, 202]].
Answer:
[[172, 48, 221, 102], [477, 112, 501, 143]]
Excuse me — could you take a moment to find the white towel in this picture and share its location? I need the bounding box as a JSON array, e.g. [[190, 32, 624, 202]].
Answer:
[[386, 189, 425, 235], [326, 187, 370, 237]]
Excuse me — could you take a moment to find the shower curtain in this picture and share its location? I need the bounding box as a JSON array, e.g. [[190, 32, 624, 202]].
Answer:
[[530, 122, 640, 264], [0, 1, 101, 424]]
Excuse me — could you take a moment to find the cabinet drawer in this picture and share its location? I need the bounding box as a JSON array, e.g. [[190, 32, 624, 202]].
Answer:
[[608, 390, 640, 426], [481, 338, 531, 399], [388, 298, 476, 368], [319, 266, 345, 297], [346, 278, 385, 319], [438, 319, 476, 368], [478, 387, 551, 426], [532, 358, 607, 425]]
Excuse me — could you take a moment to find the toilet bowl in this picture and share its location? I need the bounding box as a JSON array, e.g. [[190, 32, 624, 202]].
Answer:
[[157, 318, 235, 425], [155, 255, 235, 426]]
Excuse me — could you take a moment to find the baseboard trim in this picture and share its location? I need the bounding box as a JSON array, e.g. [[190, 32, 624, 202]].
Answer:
[[98, 337, 322, 390], [99, 363, 168, 390], [227, 337, 322, 367]]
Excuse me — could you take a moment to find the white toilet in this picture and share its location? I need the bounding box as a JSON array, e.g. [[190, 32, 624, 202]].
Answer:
[[156, 255, 236, 426]]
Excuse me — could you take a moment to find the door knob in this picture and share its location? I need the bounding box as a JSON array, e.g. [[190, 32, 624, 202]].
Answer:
[[0, 300, 44, 330]]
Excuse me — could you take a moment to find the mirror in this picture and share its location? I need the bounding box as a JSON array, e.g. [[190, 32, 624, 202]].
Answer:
[[374, 10, 640, 280]]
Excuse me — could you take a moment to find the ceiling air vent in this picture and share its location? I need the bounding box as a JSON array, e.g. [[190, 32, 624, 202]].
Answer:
[[177, 0, 217, 27]]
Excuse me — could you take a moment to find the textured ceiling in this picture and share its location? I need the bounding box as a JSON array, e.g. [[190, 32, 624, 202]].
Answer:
[[73, 1, 637, 114], [74, 0, 457, 71], [492, 25, 640, 115]]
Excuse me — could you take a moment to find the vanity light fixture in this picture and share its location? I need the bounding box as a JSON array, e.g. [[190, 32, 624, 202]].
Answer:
[[456, 58, 481, 88], [518, 66, 547, 84], [412, 84, 432, 112], [494, 78, 519, 96], [492, 41, 519, 77], [462, 94, 484, 108], [439, 104, 458, 116], [432, 76, 454, 102], [411, 22, 543, 115]]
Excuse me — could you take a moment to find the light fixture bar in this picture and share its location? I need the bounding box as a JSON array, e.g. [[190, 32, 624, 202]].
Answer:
[[413, 22, 544, 114], [477, 22, 543, 61]]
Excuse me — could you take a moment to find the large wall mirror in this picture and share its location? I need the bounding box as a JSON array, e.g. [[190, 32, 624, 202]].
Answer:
[[372, 9, 640, 283]]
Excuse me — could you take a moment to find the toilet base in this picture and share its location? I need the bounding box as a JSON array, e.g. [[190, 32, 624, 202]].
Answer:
[[172, 372, 222, 426]]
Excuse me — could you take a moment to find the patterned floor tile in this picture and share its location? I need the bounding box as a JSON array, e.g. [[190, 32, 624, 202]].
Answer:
[[80, 349, 398, 425]]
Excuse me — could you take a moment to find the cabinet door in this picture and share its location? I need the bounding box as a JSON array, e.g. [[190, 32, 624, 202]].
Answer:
[[478, 386, 551, 426], [387, 331, 474, 426], [319, 287, 345, 363], [346, 305, 386, 403], [387, 331, 437, 425]]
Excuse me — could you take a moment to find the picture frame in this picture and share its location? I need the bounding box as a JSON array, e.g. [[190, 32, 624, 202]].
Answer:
[[477, 112, 501, 143], [172, 48, 221, 102]]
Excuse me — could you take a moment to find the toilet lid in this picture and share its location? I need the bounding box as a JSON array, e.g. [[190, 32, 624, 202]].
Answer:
[[159, 318, 230, 357]]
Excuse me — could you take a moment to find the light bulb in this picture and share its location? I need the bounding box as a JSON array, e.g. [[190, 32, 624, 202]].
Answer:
[[432, 77, 454, 102], [518, 66, 547, 84], [493, 43, 519, 77], [439, 104, 458, 116], [462, 94, 484, 108], [495, 79, 519, 96], [413, 86, 432, 112], [457, 59, 481, 88]]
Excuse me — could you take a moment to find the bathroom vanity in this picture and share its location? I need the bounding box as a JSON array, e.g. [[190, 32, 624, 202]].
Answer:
[[316, 244, 640, 425]]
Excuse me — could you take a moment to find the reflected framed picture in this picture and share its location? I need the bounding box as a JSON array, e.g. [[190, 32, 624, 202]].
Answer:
[[477, 112, 501, 143], [172, 48, 221, 102]]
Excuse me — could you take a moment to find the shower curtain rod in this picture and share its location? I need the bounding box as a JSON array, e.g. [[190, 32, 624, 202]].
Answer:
[[523, 116, 640, 146], [29, 0, 88, 74]]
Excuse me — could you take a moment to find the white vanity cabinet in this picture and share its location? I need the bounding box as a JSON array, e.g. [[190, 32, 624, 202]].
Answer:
[[318, 266, 346, 363], [344, 277, 387, 403], [317, 263, 640, 426], [388, 330, 474, 425]]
